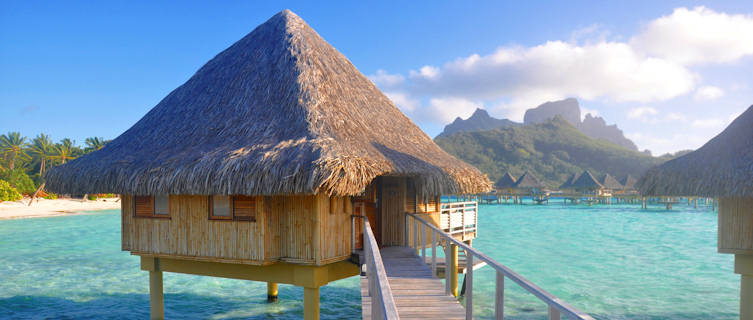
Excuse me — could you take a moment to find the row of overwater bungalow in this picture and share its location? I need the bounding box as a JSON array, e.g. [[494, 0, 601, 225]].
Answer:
[[490, 170, 639, 204]]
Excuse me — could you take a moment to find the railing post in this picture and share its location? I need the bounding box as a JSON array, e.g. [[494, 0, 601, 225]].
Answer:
[[466, 252, 473, 320], [431, 230, 437, 277], [351, 216, 355, 253], [445, 239, 451, 295], [405, 214, 410, 247], [421, 224, 426, 262], [548, 305, 561, 320], [495, 272, 504, 320], [413, 218, 418, 251]]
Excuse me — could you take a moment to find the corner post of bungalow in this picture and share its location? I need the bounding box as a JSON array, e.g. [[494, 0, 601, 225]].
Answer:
[[639, 104, 753, 320], [44, 9, 491, 320]]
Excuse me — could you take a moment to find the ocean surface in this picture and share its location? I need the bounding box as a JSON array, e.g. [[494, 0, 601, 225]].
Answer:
[[0, 200, 738, 319]]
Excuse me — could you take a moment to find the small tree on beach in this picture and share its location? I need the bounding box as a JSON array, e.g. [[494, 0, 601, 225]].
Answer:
[[0, 132, 29, 170], [84, 137, 109, 153], [29, 133, 55, 176]]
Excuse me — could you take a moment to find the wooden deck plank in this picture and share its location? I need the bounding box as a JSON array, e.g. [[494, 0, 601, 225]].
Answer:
[[361, 246, 466, 319]]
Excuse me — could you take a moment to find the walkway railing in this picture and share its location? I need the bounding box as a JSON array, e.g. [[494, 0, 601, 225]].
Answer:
[[439, 201, 478, 237], [406, 213, 594, 320], [363, 216, 400, 320]]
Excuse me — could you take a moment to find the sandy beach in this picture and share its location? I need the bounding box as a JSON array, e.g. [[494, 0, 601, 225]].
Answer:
[[0, 197, 121, 220]]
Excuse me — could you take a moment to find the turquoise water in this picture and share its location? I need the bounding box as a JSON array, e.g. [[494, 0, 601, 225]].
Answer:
[[0, 202, 738, 319]]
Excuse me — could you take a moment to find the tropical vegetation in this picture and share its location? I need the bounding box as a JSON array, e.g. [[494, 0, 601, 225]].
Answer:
[[0, 131, 110, 200]]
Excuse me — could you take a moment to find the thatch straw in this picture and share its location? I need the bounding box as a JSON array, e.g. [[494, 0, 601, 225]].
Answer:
[[513, 171, 545, 189], [638, 105, 753, 197], [619, 175, 637, 191], [559, 172, 580, 190], [570, 170, 603, 191], [45, 10, 491, 196], [495, 172, 517, 189], [599, 174, 623, 190]]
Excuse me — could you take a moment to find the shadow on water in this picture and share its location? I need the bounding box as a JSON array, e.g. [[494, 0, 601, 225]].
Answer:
[[0, 285, 362, 320]]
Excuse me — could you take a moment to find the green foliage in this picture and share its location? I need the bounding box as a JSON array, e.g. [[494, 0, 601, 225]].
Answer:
[[1, 169, 36, 195], [87, 194, 98, 200], [435, 118, 677, 188], [43, 192, 58, 200], [0, 179, 22, 202]]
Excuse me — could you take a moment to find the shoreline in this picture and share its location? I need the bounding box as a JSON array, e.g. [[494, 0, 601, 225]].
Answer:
[[0, 198, 121, 220]]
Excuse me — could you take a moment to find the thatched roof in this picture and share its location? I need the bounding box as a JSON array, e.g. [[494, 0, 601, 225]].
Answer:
[[599, 174, 623, 190], [620, 175, 637, 190], [639, 105, 753, 197], [495, 172, 517, 189], [513, 171, 545, 189], [559, 173, 580, 189], [570, 170, 603, 191], [45, 10, 491, 197]]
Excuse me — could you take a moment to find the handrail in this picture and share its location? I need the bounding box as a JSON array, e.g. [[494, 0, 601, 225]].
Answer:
[[363, 216, 400, 320], [407, 212, 594, 320]]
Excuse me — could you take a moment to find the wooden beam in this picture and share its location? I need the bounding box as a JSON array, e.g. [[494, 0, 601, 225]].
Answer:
[[148, 263, 164, 320], [139, 256, 358, 288], [267, 282, 278, 302], [304, 287, 320, 320]]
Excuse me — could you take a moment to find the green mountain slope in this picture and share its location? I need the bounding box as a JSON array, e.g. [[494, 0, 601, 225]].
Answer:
[[434, 116, 667, 188]]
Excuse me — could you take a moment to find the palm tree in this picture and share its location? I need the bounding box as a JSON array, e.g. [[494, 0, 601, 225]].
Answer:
[[29, 133, 55, 175], [0, 132, 29, 170], [53, 140, 77, 164], [85, 137, 108, 152]]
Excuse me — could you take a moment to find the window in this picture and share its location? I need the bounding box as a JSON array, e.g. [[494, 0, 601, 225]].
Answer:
[[210, 195, 255, 221], [134, 195, 170, 218]]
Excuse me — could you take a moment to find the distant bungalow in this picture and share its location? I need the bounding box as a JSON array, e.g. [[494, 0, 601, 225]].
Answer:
[[639, 105, 753, 320], [46, 10, 490, 319], [513, 171, 546, 194], [559, 172, 580, 191], [494, 172, 517, 192], [619, 175, 637, 192], [570, 170, 605, 195]]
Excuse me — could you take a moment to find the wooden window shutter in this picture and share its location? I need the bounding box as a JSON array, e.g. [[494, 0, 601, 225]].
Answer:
[[134, 196, 154, 217], [232, 196, 256, 221]]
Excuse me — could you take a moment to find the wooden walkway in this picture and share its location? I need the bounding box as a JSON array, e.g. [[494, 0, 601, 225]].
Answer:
[[361, 246, 466, 319]]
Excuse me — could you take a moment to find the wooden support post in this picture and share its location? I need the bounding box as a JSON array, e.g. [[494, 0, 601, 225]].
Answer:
[[450, 244, 458, 297], [431, 230, 437, 277], [736, 254, 753, 320], [548, 305, 561, 320], [421, 224, 426, 261], [303, 287, 320, 320], [466, 253, 473, 320], [495, 272, 504, 320], [267, 282, 278, 302], [149, 269, 164, 320], [445, 240, 451, 295]]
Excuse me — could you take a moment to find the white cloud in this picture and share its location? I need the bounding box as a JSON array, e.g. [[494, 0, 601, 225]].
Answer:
[[407, 41, 695, 106], [691, 118, 725, 128], [626, 132, 708, 155], [426, 97, 482, 123], [631, 7, 753, 65], [665, 112, 687, 122], [627, 106, 658, 119], [369, 69, 405, 87], [384, 91, 419, 112], [693, 85, 725, 100]]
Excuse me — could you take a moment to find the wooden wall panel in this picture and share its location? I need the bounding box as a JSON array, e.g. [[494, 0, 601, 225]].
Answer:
[[719, 197, 753, 255], [122, 195, 264, 264], [123, 193, 358, 266], [380, 176, 407, 246]]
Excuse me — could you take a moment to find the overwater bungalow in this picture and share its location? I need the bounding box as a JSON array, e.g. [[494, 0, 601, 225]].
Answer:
[[568, 170, 606, 204], [513, 171, 548, 203], [599, 174, 623, 193], [45, 10, 491, 319], [559, 172, 580, 191], [639, 105, 753, 320], [619, 175, 637, 192]]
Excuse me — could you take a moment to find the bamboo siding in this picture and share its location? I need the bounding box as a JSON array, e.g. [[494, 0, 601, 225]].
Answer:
[[123, 194, 352, 265], [718, 197, 753, 255]]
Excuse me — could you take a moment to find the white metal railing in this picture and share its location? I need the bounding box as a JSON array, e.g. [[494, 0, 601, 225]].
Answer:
[[440, 201, 478, 237], [363, 216, 400, 320], [406, 213, 594, 320]]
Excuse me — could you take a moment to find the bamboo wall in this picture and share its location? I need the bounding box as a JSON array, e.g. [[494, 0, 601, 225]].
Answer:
[[718, 197, 753, 255], [122, 193, 352, 265]]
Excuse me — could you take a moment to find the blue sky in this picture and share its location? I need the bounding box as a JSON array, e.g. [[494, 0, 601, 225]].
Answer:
[[1, 1, 752, 155]]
